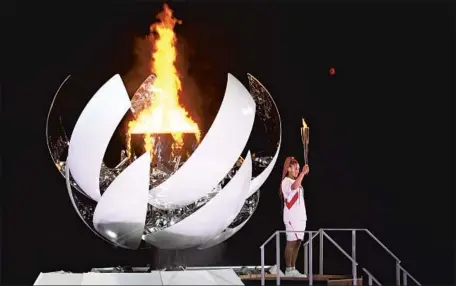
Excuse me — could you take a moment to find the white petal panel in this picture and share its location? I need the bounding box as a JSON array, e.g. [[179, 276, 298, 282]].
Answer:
[[197, 218, 251, 250], [67, 74, 131, 202], [247, 73, 282, 197], [248, 149, 280, 198], [199, 73, 283, 249], [93, 153, 151, 249], [149, 74, 256, 209], [145, 152, 253, 249], [65, 164, 112, 245]]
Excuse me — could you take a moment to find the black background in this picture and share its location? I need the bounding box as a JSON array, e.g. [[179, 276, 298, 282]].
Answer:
[[3, 1, 455, 285]]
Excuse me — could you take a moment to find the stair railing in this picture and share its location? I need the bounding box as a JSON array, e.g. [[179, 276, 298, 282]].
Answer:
[[260, 230, 317, 286], [362, 268, 382, 286], [259, 228, 421, 286], [319, 229, 421, 286], [260, 230, 360, 286]]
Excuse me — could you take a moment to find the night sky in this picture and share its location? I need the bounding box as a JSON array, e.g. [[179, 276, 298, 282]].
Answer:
[[3, 1, 455, 285]]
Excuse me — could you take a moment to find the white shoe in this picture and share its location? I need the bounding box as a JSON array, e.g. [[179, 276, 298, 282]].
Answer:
[[284, 269, 295, 277], [268, 265, 285, 276], [290, 269, 307, 277]]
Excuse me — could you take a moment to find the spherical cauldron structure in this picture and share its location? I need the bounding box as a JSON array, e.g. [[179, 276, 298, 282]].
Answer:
[[46, 73, 281, 250]]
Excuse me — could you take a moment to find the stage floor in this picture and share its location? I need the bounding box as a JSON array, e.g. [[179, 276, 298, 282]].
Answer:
[[241, 274, 362, 286], [34, 268, 362, 286]]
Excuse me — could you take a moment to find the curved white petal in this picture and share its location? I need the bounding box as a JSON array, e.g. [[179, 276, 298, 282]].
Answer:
[[144, 152, 253, 249], [199, 73, 282, 249], [249, 151, 280, 197], [247, 73, 282, 197], [149, 74, 256, 209], [197, 217, 251, 250], [93, 152, 151, 249], [65, 163, 112, 245], [67, 74, 131, 202]]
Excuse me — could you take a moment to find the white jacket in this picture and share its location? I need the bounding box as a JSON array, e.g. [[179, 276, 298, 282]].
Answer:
[[281, 177, 307, 223]]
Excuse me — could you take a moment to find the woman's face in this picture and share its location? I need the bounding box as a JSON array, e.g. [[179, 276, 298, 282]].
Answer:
[[288, 163, 300, 179]]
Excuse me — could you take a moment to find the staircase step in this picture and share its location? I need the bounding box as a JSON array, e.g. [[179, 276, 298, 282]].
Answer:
[[241, 274, 362, 285]]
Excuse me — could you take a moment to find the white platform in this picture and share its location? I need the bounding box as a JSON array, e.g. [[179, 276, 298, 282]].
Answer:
[[34, 269, 244, 285]]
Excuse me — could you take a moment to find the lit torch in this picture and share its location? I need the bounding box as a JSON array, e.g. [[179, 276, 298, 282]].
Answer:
[[301, 118, 309, 165], [126, 3, 200, 168]]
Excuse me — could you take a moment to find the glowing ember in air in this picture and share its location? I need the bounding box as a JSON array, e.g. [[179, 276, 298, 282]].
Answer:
[[128, 3, 200, 155]]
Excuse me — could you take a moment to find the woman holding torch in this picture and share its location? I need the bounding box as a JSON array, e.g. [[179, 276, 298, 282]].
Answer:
[[280, 157, 309, 277], [280, 119, 310, 277]]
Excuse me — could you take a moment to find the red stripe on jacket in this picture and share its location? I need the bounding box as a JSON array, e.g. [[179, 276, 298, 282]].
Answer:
[[285, 192, 299, 209]]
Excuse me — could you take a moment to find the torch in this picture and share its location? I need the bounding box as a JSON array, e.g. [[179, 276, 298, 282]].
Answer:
[[301, 118, 310, 166]]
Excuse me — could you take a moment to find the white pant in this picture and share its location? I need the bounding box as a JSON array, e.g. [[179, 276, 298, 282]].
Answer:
[[285, 220, 307, 241]]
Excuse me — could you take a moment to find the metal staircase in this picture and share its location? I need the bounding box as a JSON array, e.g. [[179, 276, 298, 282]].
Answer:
[[259, 228, 421, 286]]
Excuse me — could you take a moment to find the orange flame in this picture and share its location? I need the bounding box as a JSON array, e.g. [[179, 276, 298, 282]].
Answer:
[[128, 3, 200, 155]]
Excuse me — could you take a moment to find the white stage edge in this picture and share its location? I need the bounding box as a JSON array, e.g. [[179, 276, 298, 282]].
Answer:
[[34, 269, 244, 285]]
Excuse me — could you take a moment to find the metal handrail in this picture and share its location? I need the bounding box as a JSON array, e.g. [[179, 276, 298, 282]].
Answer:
[[259, 229, 319, 249], [364, 229, 401, 262], [321, 228, 401, 263], [362, 268, 382, 286], [260, 228, 421, 286], [302, 230, 320, 279], [321, 230, 359, 286], [260, 231, 278, 249], [260, 230, 361, 286], [260, 230, 317, 286], [320, 228, 421, 286], [398, 263, 421, 286], [321, 231, 358, 265], [321, 228, 366, 231], [303, 231, 320, 246]]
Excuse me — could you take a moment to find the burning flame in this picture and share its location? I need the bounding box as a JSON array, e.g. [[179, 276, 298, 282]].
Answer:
[[128, 3, 200, 156], [301, 118, 309, 145]]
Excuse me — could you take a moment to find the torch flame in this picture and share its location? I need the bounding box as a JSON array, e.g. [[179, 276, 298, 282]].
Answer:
[[128, 3, 200, 155], [302, 118, 308, 129]]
